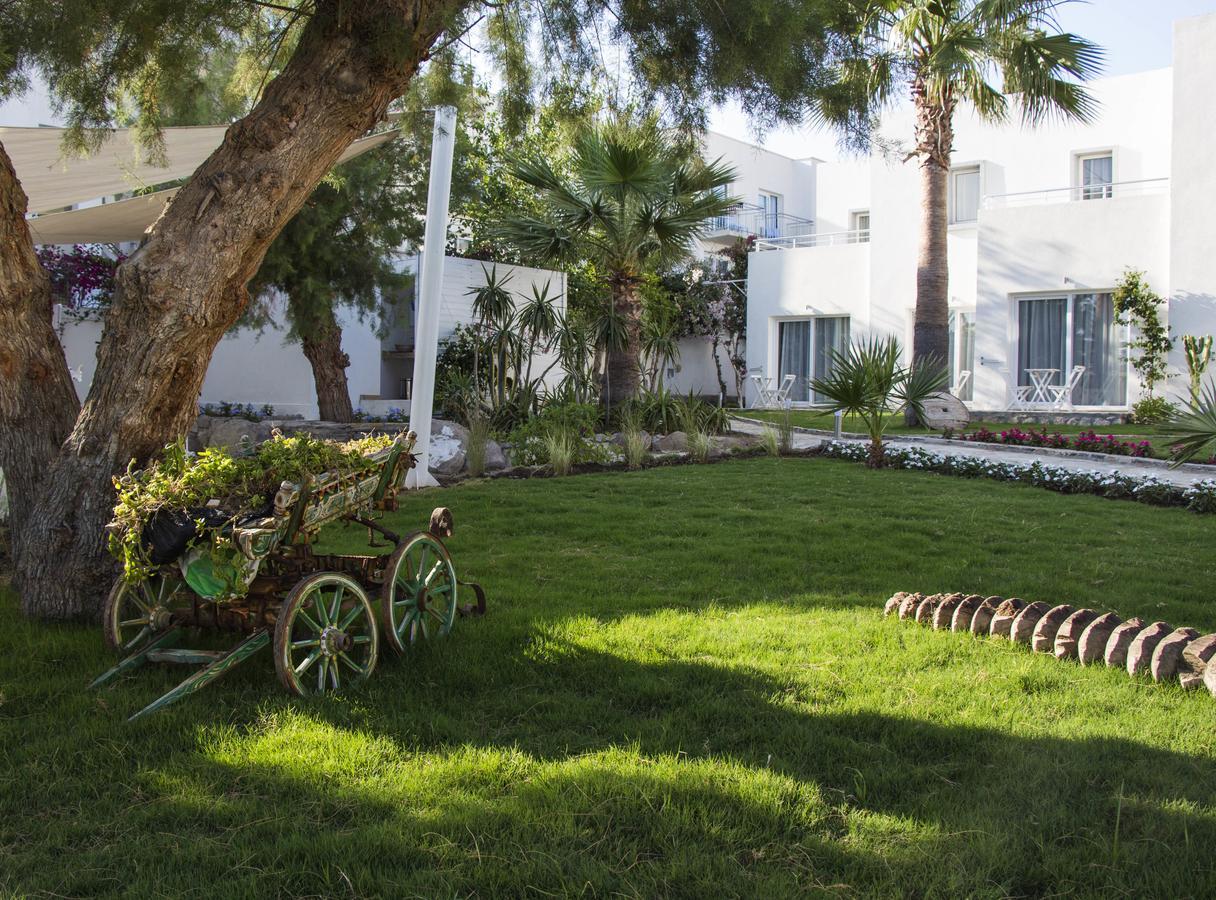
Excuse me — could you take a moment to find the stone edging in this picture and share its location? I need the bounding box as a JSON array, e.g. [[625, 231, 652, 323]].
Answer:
[[884, 591, 1216, 696]]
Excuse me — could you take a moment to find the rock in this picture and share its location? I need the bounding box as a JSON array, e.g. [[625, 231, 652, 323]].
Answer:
[[713, 433, 760, 452], [1010, 601, 1051, 644], [1180, 633, 1216, 681], [970, 597, 1002, 636], [921, 392, 970, 431], [483, 439, 508, 472], [1126, 621, 1173, 676], [1031, 604, 1076, 653], [898, 593, 923, 621], [1205, 660, 1216, 698], [203, 417, 274, 451], [932, 593, 965, 630], [988, 598, 1026, 639], [1149, 627, 1200, 682], [884, 593, 908, 617], [1103, 618, 1146, 668], [1179, 670, 1205, 691], [427, 419, 470, 476], [653, 431, 688, 453], [914, 594, 943, 625], [1077, 613, 1123, 665], [1051, 608, 1098, 660], [951, 595, 983, 633], [611, 430, 651, 448]]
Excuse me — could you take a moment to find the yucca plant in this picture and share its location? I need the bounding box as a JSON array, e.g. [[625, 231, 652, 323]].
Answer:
[[1168, 382, 1216, 465], [810, 336, 948, 468]]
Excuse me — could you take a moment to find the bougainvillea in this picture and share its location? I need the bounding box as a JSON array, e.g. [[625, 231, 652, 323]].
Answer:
[[963, 427, 1151, 458], [36, 244, 126, 310]]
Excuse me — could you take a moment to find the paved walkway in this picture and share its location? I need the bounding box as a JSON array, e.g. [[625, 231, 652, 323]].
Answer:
[[730, 418, 1215, 488]]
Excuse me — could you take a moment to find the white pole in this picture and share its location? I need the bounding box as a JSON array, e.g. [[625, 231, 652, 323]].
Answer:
[[406, 105, 457, 489]]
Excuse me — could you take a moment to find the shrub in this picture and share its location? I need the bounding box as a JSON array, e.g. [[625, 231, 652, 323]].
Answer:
[[619, 407, 649, 470], [1131, 396, 1179, 425], [200, 402, 275, 422], [508, 402, 605, 467], [466, 415, 491, 477], [760, 426, 781, 458], [544, 428, 576, 476], [963, 427, 1150, 457]]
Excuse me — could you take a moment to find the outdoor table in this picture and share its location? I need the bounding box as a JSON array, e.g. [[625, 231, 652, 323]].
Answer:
[[1024, 368, 1060, 405], [750, 374, 777, 408]]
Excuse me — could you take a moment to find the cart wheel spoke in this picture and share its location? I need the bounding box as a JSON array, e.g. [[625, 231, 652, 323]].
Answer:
[[119, 616, 149, 628], [352, 634, 371, 645], [122, 626, 151, 652], [292, 638, 321, 649], [313, 593, 330, 627], [337, 602, 365, 630], [330, 584, 344, 624], [424, 561, 445, 585], [329, 659, 341, 690], [337, 652, 366, 677], [295, 609, 323, 634], [295, 649, 322, 676]]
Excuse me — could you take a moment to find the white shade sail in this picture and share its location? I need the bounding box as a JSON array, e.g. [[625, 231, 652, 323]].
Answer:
[[7, 126, 398, 245]]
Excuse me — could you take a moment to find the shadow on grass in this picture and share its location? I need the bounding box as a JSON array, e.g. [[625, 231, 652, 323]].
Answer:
[[17, 639, 1212, 897]]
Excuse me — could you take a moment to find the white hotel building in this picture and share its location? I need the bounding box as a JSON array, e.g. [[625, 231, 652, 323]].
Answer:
[[691, 12, 1216, 416]]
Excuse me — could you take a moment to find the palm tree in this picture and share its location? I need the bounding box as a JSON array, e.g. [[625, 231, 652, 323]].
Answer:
[[832, 2, 1103, 377], [501, 120, 736, 404], [810, 336, 948, 468]]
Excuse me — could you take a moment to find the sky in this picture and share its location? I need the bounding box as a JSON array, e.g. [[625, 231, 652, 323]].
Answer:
[[708, 0, 1216, 162]]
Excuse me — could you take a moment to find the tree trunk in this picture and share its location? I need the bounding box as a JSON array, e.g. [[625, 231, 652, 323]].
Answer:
[[606, 280, 643, 406], [709, 333, 728, 402], [908, 78, 955, 425], [0, 141, 82, 547], [9, 0, 459, 620], [300, 305, 354, 422]]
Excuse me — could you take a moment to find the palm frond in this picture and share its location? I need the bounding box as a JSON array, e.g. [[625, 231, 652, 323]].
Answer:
[[1167, 382, 1216, 465]]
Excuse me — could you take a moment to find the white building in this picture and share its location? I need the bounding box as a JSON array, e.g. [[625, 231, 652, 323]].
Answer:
[[724, 13, 1216, 416]]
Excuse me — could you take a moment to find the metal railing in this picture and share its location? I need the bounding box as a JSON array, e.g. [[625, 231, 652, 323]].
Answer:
[[707, 203, 815, 241], [983, 177, 1169, 210], [754, 228, 871, 251]]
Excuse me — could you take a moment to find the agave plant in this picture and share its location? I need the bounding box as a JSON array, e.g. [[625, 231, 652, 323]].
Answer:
[[1168, 382, 1216, 465], [810, 336, 948, 468]]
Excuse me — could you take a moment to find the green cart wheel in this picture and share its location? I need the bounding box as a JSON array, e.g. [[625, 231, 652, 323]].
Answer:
[[103, 573, 183, 654], [274, 572, 379, 697], [381, 532, 458, 656]]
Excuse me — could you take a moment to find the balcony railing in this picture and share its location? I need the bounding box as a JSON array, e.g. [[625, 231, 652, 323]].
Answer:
[[706, 203, 815, 241], [983, 177, 1169, 210], [754, 228, 871, 251]]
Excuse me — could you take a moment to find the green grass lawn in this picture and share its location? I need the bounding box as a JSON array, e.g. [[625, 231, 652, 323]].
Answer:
[[3, 458, 1216, 897], [738, 408, 1173, 439]]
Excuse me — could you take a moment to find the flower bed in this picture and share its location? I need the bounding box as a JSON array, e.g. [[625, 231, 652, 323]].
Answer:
[[818, 441, 1216, 514], [963, 426, 1151, 457]]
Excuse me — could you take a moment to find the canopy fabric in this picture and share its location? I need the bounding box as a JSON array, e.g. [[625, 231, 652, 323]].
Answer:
[[10, 127, 398, 244]]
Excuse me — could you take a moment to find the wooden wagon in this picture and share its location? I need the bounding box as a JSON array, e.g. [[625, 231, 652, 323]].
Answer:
[[90, 431, 484, 720]]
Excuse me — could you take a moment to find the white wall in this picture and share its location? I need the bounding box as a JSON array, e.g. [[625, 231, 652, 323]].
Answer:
[[1167, 13, 1216, 401], [702, 131, 817, 221]]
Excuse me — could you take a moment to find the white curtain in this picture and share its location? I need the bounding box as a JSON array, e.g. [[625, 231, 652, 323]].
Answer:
[[778, 321, 811, 402], [1018, 299, 1067, 387], [1072, 293, 1126, 406], [812, 317, 850, 404]]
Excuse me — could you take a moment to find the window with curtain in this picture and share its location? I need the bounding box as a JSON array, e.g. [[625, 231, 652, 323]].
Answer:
[[777, 321, 811, 402], [949, 310, 976, 401], [1080, 153, 1114, 200], [851, 210, 870, 243], [777, 317, 851, 404], [950, 167, 981, 223], [759, 192, 781, 237], [1017, 294, 1126, 406]]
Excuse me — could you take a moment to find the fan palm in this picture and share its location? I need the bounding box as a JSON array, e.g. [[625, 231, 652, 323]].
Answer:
[[810, 335, 948, 467], [830, 1, 1103, 377], [1168, 382, 1216, 465], [501, 120, 736, 404]]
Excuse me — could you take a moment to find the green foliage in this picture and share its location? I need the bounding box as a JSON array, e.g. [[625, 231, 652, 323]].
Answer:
[[620, 406, 650, 469], [108, 432, 395, 582], [1182, 334, 1213, 405], [759, 425, 781, 458], [1168, 383, 1216, 464], [1113, 269, 1174, 399], [507, 402, 605, 467], [810, 336, 948, 467], [1131, 396, 1180, 426], [199, 401, 275, 422], [465, 415, 492, 478]]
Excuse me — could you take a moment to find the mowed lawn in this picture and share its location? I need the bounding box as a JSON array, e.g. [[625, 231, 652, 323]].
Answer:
[[3, 457, 1216, 897]]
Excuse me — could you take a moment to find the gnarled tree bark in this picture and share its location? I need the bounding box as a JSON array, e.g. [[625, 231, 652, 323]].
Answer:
[[0, 141, 81, 547], [8, 0, 461, 620], [300, 302, 354, 422]]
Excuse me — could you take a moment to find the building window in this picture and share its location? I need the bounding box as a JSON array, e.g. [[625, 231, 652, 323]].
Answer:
[[948, 310, 975, 401], [950, 166, 981, 224], [777, 316, 851, 404], [1078, 152, 1114, 200], [850, 210, 870, 243], [1017, 293, 1127, 406], [759, 191, 781, 237]]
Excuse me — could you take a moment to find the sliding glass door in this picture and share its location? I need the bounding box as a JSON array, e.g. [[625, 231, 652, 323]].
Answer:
[[777, 317, 850, 404], [948, 310, 976, 401], [1017, 294, 1126, 406]]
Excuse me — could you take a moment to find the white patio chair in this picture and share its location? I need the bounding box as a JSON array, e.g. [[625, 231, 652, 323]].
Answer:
[[1050, 365, 1086, 409], [748, 371, 777, 409], [772, 374, 797, 406], [1009, 384, 1034, 411], [952, 370, 972, 399]]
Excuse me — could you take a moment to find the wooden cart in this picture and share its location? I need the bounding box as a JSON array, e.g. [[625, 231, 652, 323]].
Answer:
[[90, 431, 485, 720]]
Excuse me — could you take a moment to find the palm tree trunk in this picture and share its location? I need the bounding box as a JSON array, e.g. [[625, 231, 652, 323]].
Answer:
[[909, 80, 955, 425], [606, 280, 642, 405]]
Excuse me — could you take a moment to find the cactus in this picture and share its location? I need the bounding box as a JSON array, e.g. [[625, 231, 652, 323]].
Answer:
[[1182, 334, 1213, 405]]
